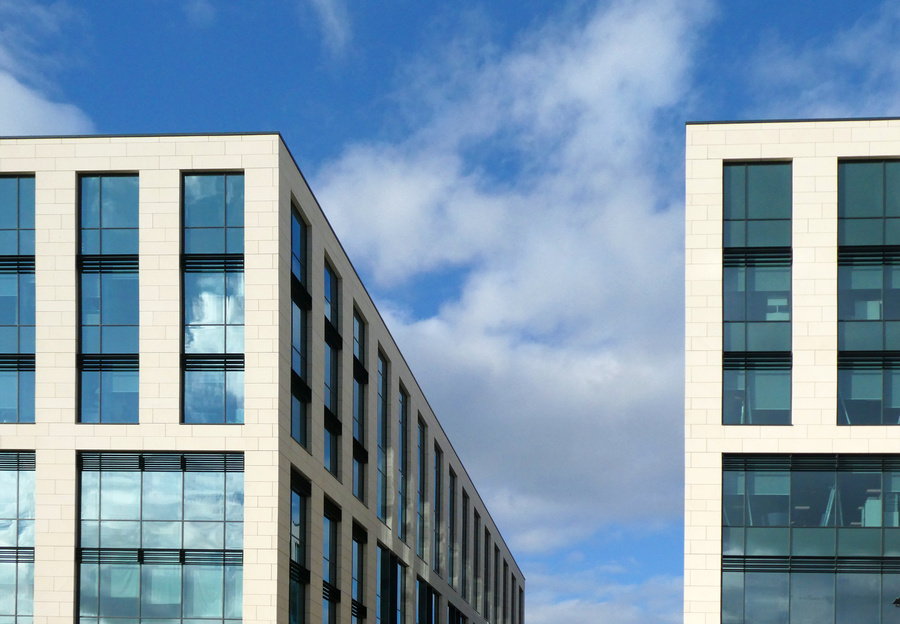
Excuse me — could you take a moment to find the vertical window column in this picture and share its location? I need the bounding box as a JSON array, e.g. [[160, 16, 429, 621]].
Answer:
[[448, 470, 457, 587], [182, 173, 244, 424], [79, 174, 140, 423], [398, 388, 409, 542], [838, 161, 900, 425], [0, 176, 35, 423], [377, 545, 405, 624], [322, 499, 341, 624], [433, 445, 442, 575], [722, 162, 792, 425], [461, 491, 469, 602], [416, 419, 427, 560], [323, 261, 342, 476], [351, 525, 367, 624], [474, 513, 481, 613], [377, 354, 389, 524], [352, 311, 368, 502], [292, 208, 312, 446], [0, 452, 35, 621], [291, 471, 311, 624]]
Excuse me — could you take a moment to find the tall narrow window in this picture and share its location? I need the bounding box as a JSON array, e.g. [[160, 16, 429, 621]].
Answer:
[[0, 176, 35, 423], [0, 452, 35, 620], [461, 491, 469, 601], [291, 472, 311, 624], [398, 387, 409, 542], [78, 452, 244, 624], [377, 353, 389, 523], [433, 445, 442, 575], [416, 419, 427, 560], [377, 545, 404, 624], [416, 578, 438, 624], [722, 162, 792, 425], [448, 470, 457, 587], [291, 207, 312, 446], [322, 500, 341, 624], [494, 545, 501, 622], [474, 513, 482, 612], [483, 529, 491, 618], [182, 173, 244, 424], [352, 310, 368, 502], [323, 261, 341, 476], [838, 161, 900, 424], [351, 526, 367, 624], [78, 175, 139, 423]]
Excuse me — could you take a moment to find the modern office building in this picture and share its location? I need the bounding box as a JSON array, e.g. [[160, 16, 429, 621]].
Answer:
[[684, 118, 900, 623], [0, 133, 524, 624]]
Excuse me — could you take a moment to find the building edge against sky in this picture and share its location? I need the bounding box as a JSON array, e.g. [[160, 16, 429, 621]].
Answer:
[[684, 118, 900, 623], [0, 133, 523, 624]]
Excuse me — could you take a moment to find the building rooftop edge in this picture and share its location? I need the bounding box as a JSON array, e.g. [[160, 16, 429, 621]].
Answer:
[[0, 131, 282, 140], [686, 116, 900, 126]]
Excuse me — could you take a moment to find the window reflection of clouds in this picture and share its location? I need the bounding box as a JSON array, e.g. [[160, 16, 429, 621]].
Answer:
[[185, 273, 243, 354]]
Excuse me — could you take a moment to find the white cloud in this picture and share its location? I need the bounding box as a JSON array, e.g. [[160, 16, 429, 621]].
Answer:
[[302, 0, 352, 56], [0, 71, 93, 135], [526, 568, 683, 624], [744, 3, 900, 118], [0, 1, 93, 135], [313, 0, 711, 556]]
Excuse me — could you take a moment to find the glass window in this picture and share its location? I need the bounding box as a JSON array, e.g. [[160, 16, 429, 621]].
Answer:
[[0, 178, 35, 424], [723, 366, 791, 425], [839, 161, 900, 245], [324, 261, 338, 327], [417, 419, 427, 560], [377, 353, 389, 523], [398, 388, 409, 542], [79, 452, 243, 624], [292, 207, 308, 284], [351, 530, 364, 624], [723, 162, 791, 247], [183, 174, 244, 424], [79, 175, 140, 424], [184, 174, 243, 254], [433, 445, 442, 574], [0, 176, 35, 255], [290, 473, 309, 624]]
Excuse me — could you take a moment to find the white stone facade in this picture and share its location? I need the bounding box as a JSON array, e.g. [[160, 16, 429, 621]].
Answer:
[[683, 119, 900, 623], [0, 133, 523, 624]]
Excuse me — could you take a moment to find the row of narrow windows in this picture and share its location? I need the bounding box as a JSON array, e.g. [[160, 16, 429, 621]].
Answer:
[[289, 208, 521, 617], [290, 470, 525, 624], [0, 172, 243, 425], [722, 161, 900, 426], [1, 456, 525, 623]]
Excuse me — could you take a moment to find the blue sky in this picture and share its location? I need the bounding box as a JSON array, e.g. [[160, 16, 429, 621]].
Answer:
[[4, 0, 900, 621]]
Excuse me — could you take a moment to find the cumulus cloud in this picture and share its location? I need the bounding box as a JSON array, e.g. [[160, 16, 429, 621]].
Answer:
[[314, 0, 712, 556], [743, 2, 900, 118], [526, 566, 682, 624], [0, 0, 94, 135], [0, 72, 93, 135]]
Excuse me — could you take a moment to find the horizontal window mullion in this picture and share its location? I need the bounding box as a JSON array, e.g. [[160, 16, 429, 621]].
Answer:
[[0, 354, 35, 370], [0, 547, 35, 563], [183, 353, 245, 371], [0, 255, 35, 272], [723, 247, 792, 266], [183, 254, 244, 272], [79, 354, 139, 371], [723, 351, 791, 369], [78, 255, 139, 272]]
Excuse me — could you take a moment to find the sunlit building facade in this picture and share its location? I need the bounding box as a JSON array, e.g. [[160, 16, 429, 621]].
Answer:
[[0, 133, 524, 624], [685, 118, 900, 623]]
